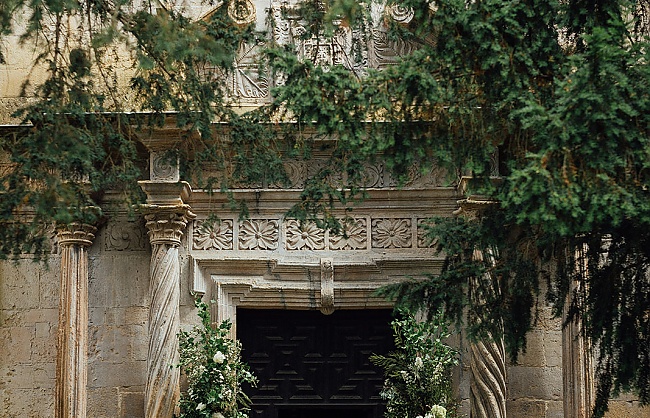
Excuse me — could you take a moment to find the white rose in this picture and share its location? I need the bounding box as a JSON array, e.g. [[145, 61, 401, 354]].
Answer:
[[196, 402, 206, 411], [430, 405, 447, 418], [213, 351, 226, 364], [212, 413, 225, 418], [415, 356, 424, 369]]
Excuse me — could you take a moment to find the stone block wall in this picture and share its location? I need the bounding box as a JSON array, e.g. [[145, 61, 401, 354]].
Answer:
[[0, 257, 59, 417], [2, 216, 650, 417]]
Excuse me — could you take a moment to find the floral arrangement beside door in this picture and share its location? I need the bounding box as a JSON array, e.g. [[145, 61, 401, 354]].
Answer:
[[371, 310, 459, 418]]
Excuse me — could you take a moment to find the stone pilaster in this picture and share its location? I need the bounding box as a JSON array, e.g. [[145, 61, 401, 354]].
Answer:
[[563, 275, 594, 418], [141, 196, 195, 418], [55, 223, 96, 418]]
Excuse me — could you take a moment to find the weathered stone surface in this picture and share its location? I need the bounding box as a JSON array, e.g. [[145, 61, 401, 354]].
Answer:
[[87, 387, 120, 418], [508, 367, 563, 401], [119, 389, 145, 418], [604, 402, 650, 418], [507, 398, 547, 417]]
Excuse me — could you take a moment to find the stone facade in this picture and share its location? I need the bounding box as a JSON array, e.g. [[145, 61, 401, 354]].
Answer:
[[2, 1, 650, 417], [2, 192, 650, 417]]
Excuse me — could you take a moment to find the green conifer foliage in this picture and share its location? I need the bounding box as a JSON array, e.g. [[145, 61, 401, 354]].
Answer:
[[2, 0, 650, 414]]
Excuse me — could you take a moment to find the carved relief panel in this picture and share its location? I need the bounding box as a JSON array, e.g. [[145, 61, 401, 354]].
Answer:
[[191, 216, 435, 252], [201, 0, 420, 103], [270, 0, 419, 72]]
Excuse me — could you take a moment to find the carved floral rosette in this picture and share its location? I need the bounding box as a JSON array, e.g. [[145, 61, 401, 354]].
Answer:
[[329, 218, 368, 250], [286, 220, 326, 250], [239, 219, 279, 250], [371, 218, 412, 248], [194, 220, 234, 250], [104, 219, 148, 251]]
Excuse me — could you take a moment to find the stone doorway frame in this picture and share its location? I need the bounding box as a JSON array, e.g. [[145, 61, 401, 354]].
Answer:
[[190, 256, 442, 338]]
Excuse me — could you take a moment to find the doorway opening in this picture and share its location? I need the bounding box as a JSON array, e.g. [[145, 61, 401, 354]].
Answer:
[[237, 309, 394, 418]]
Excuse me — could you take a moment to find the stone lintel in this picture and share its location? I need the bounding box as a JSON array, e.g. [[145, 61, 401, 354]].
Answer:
[[134, 116, 199, 152]]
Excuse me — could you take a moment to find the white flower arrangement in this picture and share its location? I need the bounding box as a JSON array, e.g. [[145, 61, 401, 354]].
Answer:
[[370, 310, 458, 418], [177, 298, 257, 418]]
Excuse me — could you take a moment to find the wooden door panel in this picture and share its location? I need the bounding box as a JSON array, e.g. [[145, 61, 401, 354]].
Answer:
[[237, 309, 393, 418]]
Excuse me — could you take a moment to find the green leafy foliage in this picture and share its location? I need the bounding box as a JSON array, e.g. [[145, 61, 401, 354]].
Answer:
[[3, 0, 650, 415], [370, 310, 458, 418], [177, 298, 257, 418]]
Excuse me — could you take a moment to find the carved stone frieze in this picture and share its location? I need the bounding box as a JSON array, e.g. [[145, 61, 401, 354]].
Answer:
[[193, 219, 234, 250], [199, 0, 421, 104], [417, 218, 436, 248], [295, 159, 445, 189], [239, 219, 279, 250], [286, 220, 325, 250], [371, 218, 412, 248], [269, 0, 419, 73], [189, 216, 444, 252], [226, 42, 269, 103]]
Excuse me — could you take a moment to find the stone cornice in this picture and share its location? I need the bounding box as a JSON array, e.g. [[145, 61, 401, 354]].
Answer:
[[188, 187, 458, 215], [139, 181, 192, 206]]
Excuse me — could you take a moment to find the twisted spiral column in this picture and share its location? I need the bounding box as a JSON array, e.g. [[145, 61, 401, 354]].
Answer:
[[468, 247, 507, 418], [55, 223, 96, 418], [470, 336, 507, 418], [143, 205, 195, 418]]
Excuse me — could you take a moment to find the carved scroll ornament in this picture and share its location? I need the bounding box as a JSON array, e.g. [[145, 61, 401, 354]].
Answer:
[[320, 258, 335, 315]]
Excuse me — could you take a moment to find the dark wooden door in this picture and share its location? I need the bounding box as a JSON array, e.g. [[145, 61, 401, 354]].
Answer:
[[237, 309, 394, 418]]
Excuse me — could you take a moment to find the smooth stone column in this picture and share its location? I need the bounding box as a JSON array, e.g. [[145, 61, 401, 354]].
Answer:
[[55, 223, 96, 418]]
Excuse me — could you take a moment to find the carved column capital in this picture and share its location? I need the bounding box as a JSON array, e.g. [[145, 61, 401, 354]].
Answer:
[[142, 205, 196, 246], [56, 223, 97, 247]]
